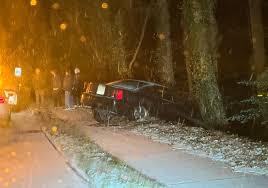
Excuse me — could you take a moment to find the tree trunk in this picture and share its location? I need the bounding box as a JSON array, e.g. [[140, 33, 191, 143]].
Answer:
[[248, 0, 266, 75], [114, 10, 128, 79], [153, 0, 175, 86], [183, 0, 226, 128]]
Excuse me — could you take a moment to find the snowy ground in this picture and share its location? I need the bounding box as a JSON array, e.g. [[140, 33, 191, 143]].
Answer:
[[43, 113, 164, 188], [111, 118, 268, 177], [51, 108, 268, 177], [53, 108, 268, 177]]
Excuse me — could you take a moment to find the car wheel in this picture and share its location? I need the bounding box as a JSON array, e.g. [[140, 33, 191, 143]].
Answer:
[[132, 105, 149, 121]]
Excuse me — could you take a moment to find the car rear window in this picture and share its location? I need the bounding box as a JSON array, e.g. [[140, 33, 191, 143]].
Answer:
[[108, 80, 149, 90]]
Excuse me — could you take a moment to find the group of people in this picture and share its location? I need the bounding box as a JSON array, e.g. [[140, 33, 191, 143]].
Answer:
[[32, 67, 84, 110]]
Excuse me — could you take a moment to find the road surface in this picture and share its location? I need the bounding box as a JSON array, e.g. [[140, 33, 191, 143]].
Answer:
[[0, 111, 88, 188]]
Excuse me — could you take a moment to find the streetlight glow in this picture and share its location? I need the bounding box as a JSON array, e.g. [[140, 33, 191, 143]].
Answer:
[[30, 0, 37, 6], [101, 2, 109, 9], [52, 2, 60, 10], [59, 22, 67, 31], [158, 33, 166, 41], [80, 35, 87, 43]]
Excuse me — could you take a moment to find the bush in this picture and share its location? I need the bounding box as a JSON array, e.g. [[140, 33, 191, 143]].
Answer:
[[228, 80, 268, 126]]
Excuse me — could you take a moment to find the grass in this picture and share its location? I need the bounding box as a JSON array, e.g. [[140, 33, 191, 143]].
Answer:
[[44, 116, 165, 188]]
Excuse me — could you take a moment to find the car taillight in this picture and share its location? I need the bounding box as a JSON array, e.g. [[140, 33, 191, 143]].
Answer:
[[114, 90, 123, 100], [0, 96, 5, 103]]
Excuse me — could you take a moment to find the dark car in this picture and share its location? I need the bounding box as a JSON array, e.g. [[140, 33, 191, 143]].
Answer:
[[0, 89, 11, 126], [81, 79, 201, 124]]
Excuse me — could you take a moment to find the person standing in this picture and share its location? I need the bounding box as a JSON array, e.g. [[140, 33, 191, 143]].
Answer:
[[63, 70, 73, 109], [32, 68, 46, 108], [72, 68, 83, 107], [50, 70, 62, 107]]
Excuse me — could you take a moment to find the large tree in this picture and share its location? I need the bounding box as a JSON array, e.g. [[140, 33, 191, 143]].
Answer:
[[248, 0, 266, 76], [183, 0, 226, 128], [153, 0, 175, 86]]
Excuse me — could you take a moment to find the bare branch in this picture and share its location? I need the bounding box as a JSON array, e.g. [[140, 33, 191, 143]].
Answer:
[[128, 6, 151, 73]]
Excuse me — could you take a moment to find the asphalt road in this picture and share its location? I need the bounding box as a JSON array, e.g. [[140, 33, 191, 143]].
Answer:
[[0, 111, 88, 188]]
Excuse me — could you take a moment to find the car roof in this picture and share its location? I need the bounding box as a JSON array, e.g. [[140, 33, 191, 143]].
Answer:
[[106, 79, 164, 91]]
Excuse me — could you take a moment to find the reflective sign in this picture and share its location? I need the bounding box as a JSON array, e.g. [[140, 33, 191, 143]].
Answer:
[[15, 67, 22, 77]]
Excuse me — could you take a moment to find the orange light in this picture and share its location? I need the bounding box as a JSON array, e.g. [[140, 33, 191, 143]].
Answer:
[[80, 35, 87, 43], [101, 2, 109, 9], [158, 33, 166, 41], [0, 79, 3, 88], [52, 2, 60, 10], [30, 0, 37, 6], [51, 126, 58, 135], [4, 168, 10, 174], [11, 152, 16, 157], [60, 22, 67, 31]]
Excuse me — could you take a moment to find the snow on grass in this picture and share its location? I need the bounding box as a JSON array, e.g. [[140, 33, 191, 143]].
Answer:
[[51, 108, 268, 176], [44, 117, 165, 188], [122, 120, 268, 176]]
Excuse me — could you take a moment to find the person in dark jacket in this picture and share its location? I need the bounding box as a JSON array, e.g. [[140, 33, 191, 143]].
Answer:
[[32, 68, 46, 108], [50, 70, 62, 107], [72, 68, 83, 106], [63, 70, 73, 109]]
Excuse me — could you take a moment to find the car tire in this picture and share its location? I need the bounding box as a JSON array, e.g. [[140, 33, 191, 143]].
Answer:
[[93, 108, 105, 123], [131, 105, 150, 121]]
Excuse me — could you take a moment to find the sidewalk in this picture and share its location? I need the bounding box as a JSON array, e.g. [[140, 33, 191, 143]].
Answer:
[[80, 126, 268, 188], [51, 108, 268, 187]]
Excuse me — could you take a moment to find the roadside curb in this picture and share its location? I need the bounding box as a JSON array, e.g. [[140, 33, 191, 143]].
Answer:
[[41, 127, 93, 187]]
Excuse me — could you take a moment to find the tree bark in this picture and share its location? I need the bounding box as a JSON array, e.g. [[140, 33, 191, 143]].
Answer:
[[248, 0, 266, 75], [183, 0, 226, 128], [153, 0, 175, 86], [114, 10, 128, 78]]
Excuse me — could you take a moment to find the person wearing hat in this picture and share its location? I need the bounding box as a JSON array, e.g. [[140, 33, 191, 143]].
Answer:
[[72, 68, 83, 107]]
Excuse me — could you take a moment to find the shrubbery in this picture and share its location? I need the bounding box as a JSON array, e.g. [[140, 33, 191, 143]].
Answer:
[[228, 80, 268, 126]]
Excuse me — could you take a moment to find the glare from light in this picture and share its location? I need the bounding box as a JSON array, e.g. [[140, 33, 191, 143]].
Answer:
[[51, 126, 58, 135], [60, 23, 67, 31], [4, 168, 10, 174], [11, 152, 17, 157], [80, 35, 87, 43], [30, 0, 37, 6], [158, 33, 166, 41], [52, 2, 60, 10], [101, 2, 109, 9]]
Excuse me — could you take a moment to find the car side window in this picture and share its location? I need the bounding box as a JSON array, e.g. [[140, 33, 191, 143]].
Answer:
[[140, 87, 158, 98]]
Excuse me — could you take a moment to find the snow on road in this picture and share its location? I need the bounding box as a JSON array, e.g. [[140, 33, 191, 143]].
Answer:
[[0, 110, 88, 188]]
